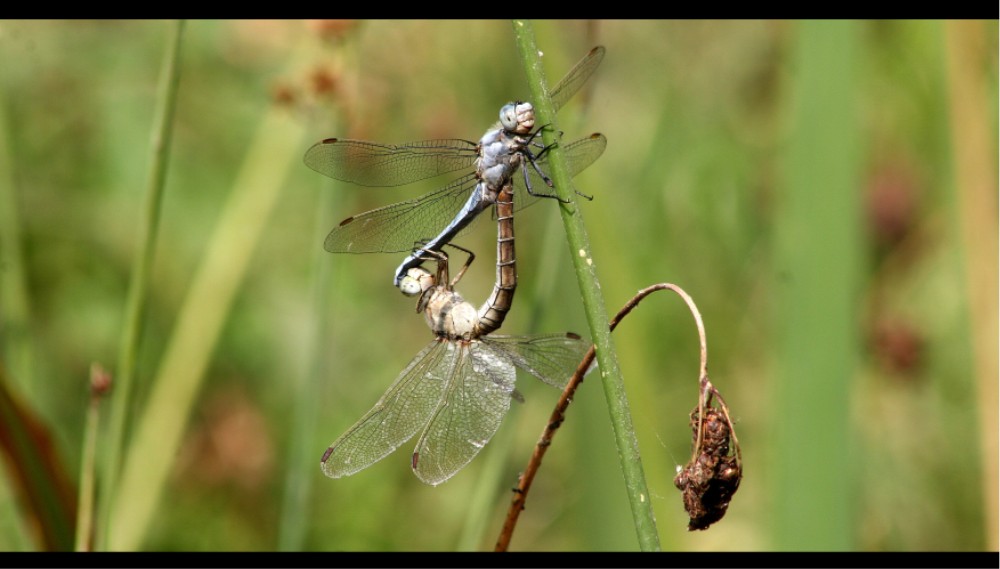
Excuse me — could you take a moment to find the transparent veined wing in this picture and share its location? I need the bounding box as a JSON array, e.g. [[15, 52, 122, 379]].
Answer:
[[323, 133, 607, 255], [320, 339, 456, 478], [410, 341, 517, 486]]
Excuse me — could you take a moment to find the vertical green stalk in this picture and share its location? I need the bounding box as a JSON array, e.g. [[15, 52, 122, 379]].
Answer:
[[74, 388, 99, 552], [0, 68, 33, 552], [277, 31, 361, 552], [455, 418, 515, 550], [944, 20, 998, 550], [0, 38, 34, 402], [277, 156, 338, 552], [511, 21, 660, 552], [772, 20, 861, 550], [75, 365, 110, 551], [108, 37, 311, 551], [96, 19, 184, 551]]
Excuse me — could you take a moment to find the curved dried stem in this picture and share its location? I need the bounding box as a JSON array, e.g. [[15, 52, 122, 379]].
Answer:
[[495, 282, 711, 551]]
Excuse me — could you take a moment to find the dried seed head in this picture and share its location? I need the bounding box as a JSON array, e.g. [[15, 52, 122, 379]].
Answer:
[[674, 404, 742, 531]]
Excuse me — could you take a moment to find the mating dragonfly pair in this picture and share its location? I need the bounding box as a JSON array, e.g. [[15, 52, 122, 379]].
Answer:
[[308, 47, 606, 485]]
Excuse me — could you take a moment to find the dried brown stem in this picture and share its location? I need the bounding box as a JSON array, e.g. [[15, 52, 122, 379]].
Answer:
[[495, 283, 708, 551]]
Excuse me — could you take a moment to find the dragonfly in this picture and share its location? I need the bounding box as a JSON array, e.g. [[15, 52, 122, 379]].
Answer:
[[321, 183, 589, 485], [304, 46, 606, 287]]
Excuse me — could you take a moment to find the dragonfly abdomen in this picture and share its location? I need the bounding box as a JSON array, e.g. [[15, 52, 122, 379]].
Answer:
[[476, 183, 516, 336]]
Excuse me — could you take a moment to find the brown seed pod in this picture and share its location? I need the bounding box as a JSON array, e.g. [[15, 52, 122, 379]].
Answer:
[[674, 397, 742, 531]]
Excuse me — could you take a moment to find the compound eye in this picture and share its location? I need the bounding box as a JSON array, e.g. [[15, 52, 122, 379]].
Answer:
[[499, 103, 518, 130]]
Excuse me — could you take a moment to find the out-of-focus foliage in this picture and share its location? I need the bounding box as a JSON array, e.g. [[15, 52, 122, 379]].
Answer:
[[0, 19, 995, 552]]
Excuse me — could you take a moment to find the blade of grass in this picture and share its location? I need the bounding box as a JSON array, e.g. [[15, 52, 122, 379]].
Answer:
[[277, 98, 348, 549], [75, 365, 111, 551], [277, 25, 363, 551], [944, 19, 998, 550], [0, 363, 77, 550], [96, 19, 185, 551], [277, 174, 335, 552], [108, 36, 311, 551], [0, 58, 34, 551], [772, 20, 862, 550], [511, 21, 660, 552], [0, 38, 35, 404], [0, 35, 41, 551]]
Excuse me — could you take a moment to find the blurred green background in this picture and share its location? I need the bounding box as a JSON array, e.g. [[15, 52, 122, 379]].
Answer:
[[0, 19, 996, 552]]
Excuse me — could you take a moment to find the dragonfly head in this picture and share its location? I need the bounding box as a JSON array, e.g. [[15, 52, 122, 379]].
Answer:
[[499, 102, 535, 135], [399, 266, 436, 297]]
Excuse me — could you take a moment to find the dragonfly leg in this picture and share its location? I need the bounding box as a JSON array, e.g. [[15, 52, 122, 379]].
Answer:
[[408, 245, 450, 284], [523, 129, 596, 202], [410, 242, 476, 288], [398, 246, 449, 310], [526, 123, 564, 145], [520, 159, 570, 204], [439, 243, 476, 287], [526, 127, 564, 157], [524, 146, 595, 203]]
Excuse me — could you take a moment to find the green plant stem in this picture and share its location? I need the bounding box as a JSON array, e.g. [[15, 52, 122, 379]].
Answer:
[[510, 21, 660, 552], [96, 19, 184, 552], [75, 365, 109, 552], [108, 42, 310, 551], [772, 20, 861, 550], [74, 395, 98, 552], [276, 31, 361, 552], [277, 158, 338, 552], [944, 19, 998, 550], [0, 40, 35, 403]]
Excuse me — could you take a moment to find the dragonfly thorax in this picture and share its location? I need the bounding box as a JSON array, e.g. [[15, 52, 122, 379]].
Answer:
[[423, 287, 479, 340], [477, 129, 526, 190]]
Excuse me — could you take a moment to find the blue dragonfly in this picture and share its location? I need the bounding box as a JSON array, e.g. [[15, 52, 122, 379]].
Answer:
[[303, 46, 606, 286]]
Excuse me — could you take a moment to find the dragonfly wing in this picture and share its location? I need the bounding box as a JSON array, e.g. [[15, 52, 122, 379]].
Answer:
[[549, 46, 606, 113], [324, 173, 483, 254], [320, 339, 453, 479], [485, 333, 590, 390], [411, 341, 516, 486], [304, 138, 478, 187], [557, 133, 607, 179]]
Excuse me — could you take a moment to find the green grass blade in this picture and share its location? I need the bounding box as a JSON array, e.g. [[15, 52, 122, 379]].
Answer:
[[107, 37, 311, 551], [511, 21, 661, 552], [944, 20, 999, 550], [75, 365, 110, 551], [277, 149, 339, 552], [772, 20, 862, 550], [0, 36, 35, 404], [277, 190, 330, 551], [96, 20, 185, 551]]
